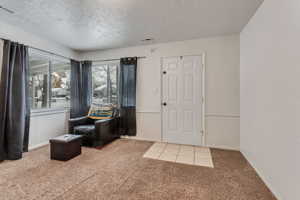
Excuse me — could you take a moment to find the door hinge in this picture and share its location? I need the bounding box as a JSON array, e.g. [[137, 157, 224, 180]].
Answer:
[[201, 97, 205, 103], [201, 130, 205, 134]]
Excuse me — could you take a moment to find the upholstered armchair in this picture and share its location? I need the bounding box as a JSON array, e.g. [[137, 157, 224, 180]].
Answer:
[[69, 110, 120, 147]]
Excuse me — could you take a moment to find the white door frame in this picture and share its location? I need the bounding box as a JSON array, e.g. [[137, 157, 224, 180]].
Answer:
[[160, 54, 206, 146]]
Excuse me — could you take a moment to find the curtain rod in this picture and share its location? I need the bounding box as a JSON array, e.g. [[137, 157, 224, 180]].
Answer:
[[29, 46, 72, 60], [0, 37, 72, 60], [0, 37, 147, 61], [93, 56, 146, 63]]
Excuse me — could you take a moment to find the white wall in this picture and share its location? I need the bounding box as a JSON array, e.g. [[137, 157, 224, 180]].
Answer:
[[0, 19, 78, 59], [240, 0, 300, 199], [0, 21, 74, 149], [29, 111, 69, 150], [80, 35, 240, 150]]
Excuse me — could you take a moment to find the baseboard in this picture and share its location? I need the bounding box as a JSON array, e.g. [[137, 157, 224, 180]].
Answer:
[[206, 144, 240, 151], [121, 136, 240, 151], [28, 141, 49, 151], [121, 136, 160, 143], [241, 150, 281, 200]]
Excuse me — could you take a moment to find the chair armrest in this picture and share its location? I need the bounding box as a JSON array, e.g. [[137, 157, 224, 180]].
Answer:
[[69, 116, 89, 123], [94, 118, 119, 140], [95, 118, 113, 124], [69, 116, 89, 134]]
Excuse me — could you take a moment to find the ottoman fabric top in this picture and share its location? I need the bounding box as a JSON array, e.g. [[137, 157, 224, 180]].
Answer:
[[50, 134, 83, 143]]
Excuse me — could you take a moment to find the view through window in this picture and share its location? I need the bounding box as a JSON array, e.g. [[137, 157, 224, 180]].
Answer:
[[29, 53, 71, 110], [92, 62, 119, 105]]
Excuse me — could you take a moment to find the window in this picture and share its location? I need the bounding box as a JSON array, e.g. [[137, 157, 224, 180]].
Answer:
[[29, 51, 71, 110], [51, 61, 71, 109], [92, 62, 119, 105], [29, 55, 50, 109]]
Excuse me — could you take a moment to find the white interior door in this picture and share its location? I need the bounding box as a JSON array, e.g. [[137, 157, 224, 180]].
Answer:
[[162, 55, 204, 146]]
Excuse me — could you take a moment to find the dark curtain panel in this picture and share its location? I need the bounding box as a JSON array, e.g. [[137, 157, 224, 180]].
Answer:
[[0, 40, 30, 161], [70, 60, 92, 118], [70, 60, 81, 118], [81, 61, 92, 115], [119, 57, 137, 136]]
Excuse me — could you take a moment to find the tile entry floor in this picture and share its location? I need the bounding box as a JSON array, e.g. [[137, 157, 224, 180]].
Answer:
[[143, 142, 214, 168]]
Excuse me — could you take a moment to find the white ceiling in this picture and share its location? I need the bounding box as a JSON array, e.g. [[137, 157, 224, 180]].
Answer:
[[0, 0, 263, 51]]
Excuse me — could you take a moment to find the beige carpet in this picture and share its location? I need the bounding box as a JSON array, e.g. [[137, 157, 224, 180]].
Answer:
[[0, 139, 276, 200]]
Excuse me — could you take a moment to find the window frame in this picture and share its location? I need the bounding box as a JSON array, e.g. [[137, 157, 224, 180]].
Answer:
[[29, 49, 71, 113]]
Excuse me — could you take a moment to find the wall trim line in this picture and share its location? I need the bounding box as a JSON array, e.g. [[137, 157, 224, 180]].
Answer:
[[205, 114, 240, 118]]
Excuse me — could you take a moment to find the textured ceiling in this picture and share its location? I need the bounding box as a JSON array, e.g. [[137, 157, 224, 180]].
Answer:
[[0, 0, 263, 51]]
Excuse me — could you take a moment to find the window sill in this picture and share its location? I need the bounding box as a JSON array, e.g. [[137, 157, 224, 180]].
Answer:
[[31, 108, 70, 117]]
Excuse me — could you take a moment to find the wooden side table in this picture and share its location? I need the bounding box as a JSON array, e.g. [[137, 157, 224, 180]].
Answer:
[[50, 134, 83, 161]]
